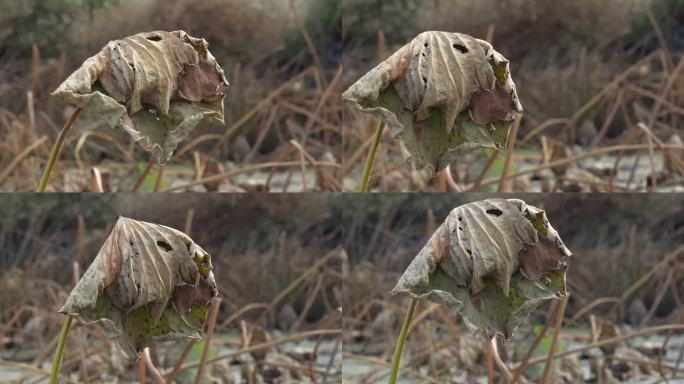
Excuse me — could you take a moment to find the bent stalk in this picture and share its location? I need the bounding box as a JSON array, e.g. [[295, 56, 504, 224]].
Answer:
[[37, 107, 82, 192], [388, 297, 418, 384], [49, 315, 73, 384], [358, 121, 385, 192]]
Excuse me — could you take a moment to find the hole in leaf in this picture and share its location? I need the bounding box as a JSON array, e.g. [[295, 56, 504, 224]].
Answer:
[[157, 240, 173, 252], [453, 44, 468, 54], [146, 34, 162, 42], [486, 209, 503, 217]]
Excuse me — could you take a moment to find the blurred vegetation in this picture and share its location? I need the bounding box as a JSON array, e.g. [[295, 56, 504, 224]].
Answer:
[[0, 0, 341, 110], [295, 0, 342, 66], [0, 0, 118, 57], [342, 0, 431, 46], [0, 0, 339, 67], [629, 0, 684, 50]]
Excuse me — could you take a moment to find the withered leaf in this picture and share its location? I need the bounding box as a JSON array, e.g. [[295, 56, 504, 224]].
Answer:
[[343, 31, 522, 174], [52, 31, 229, 164], [390, 199, 570, 340], [59, 216, 218, 359]]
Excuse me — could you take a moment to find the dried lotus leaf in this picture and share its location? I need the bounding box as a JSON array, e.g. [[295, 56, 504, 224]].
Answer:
[[60, 216, 218, 359], [391, 199, 570, 339], [344, 31, 522, 174], [52, 31, 229, 164]]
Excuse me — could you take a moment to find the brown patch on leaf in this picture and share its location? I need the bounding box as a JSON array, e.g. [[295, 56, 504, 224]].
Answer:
[[178, 61, 230, 102], [173, 278, 216, 314], [429, 223, 451, 265], [470, 84, 517, 125], [519, 236, 565, 280]]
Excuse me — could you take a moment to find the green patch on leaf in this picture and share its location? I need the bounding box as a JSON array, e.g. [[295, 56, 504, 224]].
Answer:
[[193, 254, 210, 279], [420, 265, 567, 340], [372, 84, 509, 174], [489, 57, 508, 87], [525, 211, 549, 237]]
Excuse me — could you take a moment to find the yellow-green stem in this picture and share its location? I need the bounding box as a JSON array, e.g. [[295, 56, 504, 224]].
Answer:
[[50, 315, 73, 384], [37, 107, 82, 192], [358, 122, 385, 192], [388, 297, 417, 384]]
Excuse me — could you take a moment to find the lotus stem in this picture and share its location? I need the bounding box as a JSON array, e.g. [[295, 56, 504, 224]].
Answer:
[[49, 315, 73, 384], [388, 297, 417, 384], [37, 106, 82, 192], [358, 121, 385, 192]]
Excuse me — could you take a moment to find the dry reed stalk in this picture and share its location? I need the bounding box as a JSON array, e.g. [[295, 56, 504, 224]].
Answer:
[[194, 298, 222, 384], [257, 248, 340, 323], [490, 338, 513, 382], [142, 348, 164, 384], [511, 301, 563, 384], [520, 324, 684, 367], [0, 136, 47, 186], [498, 117, 522, 192], [138, 357, 145, 384], [131, 158, 155, 192], [164, 339, 197, 383], [165, 160, 340, 192], [209, 67, 314, 156], [611, 244, 684, 313], [476, 143, 684, 189], [486, 340, 494, 384], [169, 329, 342, 374], [89, 167, 104, 192], [541, 296, 569, 384], [153, 165, 165, 192]]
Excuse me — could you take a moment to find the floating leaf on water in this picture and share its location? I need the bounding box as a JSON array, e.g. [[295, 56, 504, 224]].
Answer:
[[52, 31, 229, 164], [390, 199, 570, 340], [343, 31, 522, 174], [59, 216, 218, 359]]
